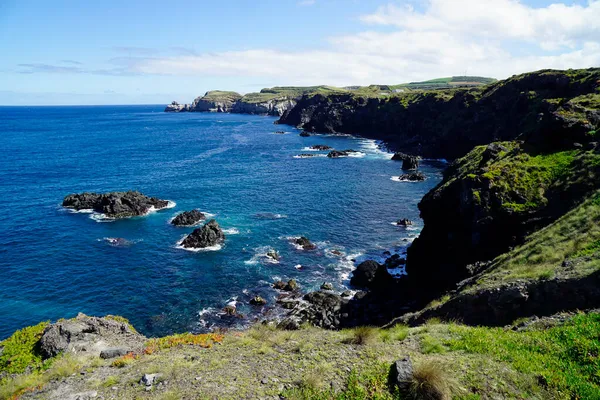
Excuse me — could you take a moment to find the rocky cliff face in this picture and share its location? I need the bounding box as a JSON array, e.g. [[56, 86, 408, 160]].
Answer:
[[164, 92, 296, 116], [232, 98, 296, 116], [277, 68, 600, 160], [190, 91, 243, 112]]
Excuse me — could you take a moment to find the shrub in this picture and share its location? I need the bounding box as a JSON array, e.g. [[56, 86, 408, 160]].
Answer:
[[111, 352, 138, 368], [345, 326, 379, 345], [0, 321, 49, 374], [409, 362, 452, 400], [381, 324, 409, 343]]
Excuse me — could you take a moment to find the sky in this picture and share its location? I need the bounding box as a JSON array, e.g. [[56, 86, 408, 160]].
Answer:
[[0, 0, 599, 105]]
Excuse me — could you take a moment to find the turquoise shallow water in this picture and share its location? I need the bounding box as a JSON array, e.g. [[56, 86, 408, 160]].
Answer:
[[0, 105, 443, 339]]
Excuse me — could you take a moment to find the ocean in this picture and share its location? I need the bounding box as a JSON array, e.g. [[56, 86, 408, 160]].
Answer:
[[0, 105, 444, 339]]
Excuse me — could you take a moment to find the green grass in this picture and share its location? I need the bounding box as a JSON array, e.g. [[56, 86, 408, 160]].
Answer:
[[476, 189, 600, 284], [0, 321, 49, 374], [200, 90, 242, 103], [446, 313, 600, 399]]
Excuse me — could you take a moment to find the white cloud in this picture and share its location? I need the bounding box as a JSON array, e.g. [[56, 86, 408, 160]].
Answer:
[[24, 1, 600, 86]]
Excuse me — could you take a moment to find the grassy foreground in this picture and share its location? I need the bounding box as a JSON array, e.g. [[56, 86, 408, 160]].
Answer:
[[1, 313, 599, 399]]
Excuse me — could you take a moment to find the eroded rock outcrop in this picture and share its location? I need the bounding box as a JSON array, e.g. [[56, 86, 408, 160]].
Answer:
[[62, 191, 170, 218], [190, 91, 242, 112], [180, 219, 225, 249], [39, 314, 144, 359], [164, 101, 190, 112]]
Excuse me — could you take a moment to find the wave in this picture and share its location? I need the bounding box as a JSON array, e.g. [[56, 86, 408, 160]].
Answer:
[[390, 176, 423, 183], [222, 228, 240, 235], [358, 139, 394, 159], [254, 212, 287, 220], [347, 151, 366, 158], [68, 208, 94, 214], [244, 246, 280, 265], [301, 147, 320, 151], [390, 222, 418, 230], [293, 154, 327, 159]]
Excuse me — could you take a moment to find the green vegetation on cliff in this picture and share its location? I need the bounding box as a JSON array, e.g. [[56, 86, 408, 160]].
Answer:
[[2, 314, 600, 399], [199, 90, 242, 103]]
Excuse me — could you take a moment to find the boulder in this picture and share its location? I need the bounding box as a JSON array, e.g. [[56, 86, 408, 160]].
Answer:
[[350, 260, 394, 289], [397, 172, 426, 182], [389, 356, 414, 393], [294, 236, 316, 250], [299, 131, 311, 137], [180, 219, 225, 249], [171, 210, 205, 226], [320, 282, 334, 291], [100, 348, 129, 359], [62, 191, 170, 218], [402, 156, 420, 170], [140, 373, 163, 386], [38, 313, 144, 359], [223, 305, 236, 315], [274, 131, 286, 134], [396, 218, 413, 226]]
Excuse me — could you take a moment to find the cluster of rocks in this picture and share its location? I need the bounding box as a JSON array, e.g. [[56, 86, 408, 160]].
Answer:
[[398, 171, 426, 182], [165, 91, 297, 116], [63, 191, 170, 218]]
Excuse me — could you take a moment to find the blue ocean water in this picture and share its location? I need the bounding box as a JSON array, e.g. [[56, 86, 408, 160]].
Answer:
[[0, 105, 443, 339]]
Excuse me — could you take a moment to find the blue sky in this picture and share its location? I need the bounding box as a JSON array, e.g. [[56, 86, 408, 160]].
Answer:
[[0, 0, 598, 105]]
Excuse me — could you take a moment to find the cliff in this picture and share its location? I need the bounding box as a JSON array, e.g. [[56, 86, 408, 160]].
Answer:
[[277, 68, 600, 159], [189, 90, 242, 112]]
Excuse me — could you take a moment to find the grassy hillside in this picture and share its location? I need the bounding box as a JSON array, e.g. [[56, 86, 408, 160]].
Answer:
[[2, 313, 599, 399], [235, 76, 497, 104]]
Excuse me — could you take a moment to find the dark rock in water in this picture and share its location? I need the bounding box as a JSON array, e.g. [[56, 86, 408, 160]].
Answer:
[[285, 279, 298, 291], [327, 150, 348, 158], [331, 249, 343, 256], [320, 282, 334, 291], [310, 145, 332, 151], [180, 219, 225, 249], [100, 348, 130, 359], [402, 156, 419, 171], [299, 131, 311, 137], [350, 260, 394, 289], [266, 249, 280, 261], [294, 236, 316, 250], [273, 281, 287, 290], [273, 279, 297, 291], [250, 296, 267, 306], [341, 290, 353, 298], [397, 172, 426, 182], [350, 260, 381, 288], [384, 254, 406, 269], [105, 238, 132, 247], [389, 356, 414, 394], [392, 152, 420, 170], [274, 131, 286, 134], [171, 210, 205, 226], [39, 313, 144, 359], [63, 191, 170, 219], [396, 218, 413, 226]]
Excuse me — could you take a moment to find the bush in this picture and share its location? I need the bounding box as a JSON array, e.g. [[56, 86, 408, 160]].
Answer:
[[0, 321, 49, 374], [345, 326, 379, 345], [409, 362, 452, 400]]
